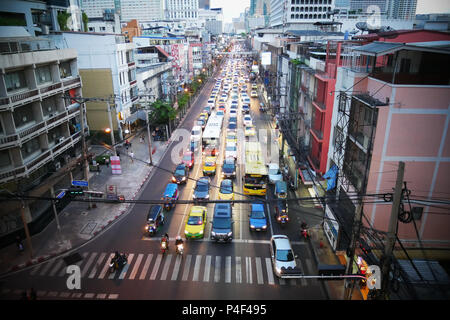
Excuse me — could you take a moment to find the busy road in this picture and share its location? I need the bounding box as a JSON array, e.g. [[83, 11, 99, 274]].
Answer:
[[0, 42, 326, 300]]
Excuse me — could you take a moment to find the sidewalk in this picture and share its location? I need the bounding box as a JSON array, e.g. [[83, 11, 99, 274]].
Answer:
[[0, 129, 169, 276]]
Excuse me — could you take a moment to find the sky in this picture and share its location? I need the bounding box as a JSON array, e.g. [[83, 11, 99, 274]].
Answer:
[[211, 0, 450, 24]]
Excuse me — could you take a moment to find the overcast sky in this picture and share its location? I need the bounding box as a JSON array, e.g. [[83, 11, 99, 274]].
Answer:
[[211, 0, 450, 24]]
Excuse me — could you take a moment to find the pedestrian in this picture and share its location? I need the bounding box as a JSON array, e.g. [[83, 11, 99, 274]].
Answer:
[[29, 288, 37, 300], [125, 139, 129, 151], [105, 157, 110, 168], [140, 134, 145, 143], [130, 150, 134, 163]]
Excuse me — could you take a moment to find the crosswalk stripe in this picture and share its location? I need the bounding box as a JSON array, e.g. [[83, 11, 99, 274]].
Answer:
[[236, 256, 242, 284], [255, 257, 264, 285], [265, 258, 275, 285], [192, 255, 202, 282], [214, 256, 221, 283], [98, 253, 115, 279], [58, 252, 87, 277], [150, 254, 163, 280], [29, 263, 43, 276], [39, 259, 56, 276], [89, 253, 106, 279], [203, 255, 212, 282], [181, 255, 192, 281], [139, 254, 153, 280], [118, 254, 134, 279], [160, 254, 173, 281], [49, 259, 64, 277], [171, 255, 182, 281], [225, 256, 231, 283], [81, 253, 98, 278], [129, 254, 144, 280], [246, 257, 253, 284]]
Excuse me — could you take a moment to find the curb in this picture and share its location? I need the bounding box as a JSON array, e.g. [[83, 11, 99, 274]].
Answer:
[[308, 228, 331, 300]]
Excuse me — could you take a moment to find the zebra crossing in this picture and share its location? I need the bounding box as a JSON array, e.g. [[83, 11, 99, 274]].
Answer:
[[25, 251, 313, 287]]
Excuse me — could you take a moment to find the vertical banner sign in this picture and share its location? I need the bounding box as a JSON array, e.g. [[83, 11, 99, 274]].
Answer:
[[110, 156, 121, 175], [106, 185, 118, 200]]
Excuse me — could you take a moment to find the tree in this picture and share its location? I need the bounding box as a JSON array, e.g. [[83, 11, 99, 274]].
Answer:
[[82, 12, 89, 32], [57, 12, 71, 31], [148, 100, 177, 125]]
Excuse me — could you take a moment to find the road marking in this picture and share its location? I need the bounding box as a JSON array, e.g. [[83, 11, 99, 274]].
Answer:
[[96, 293, 107, 299], [181, 254, 192, 281], [118, 253, 134, 279], [171, 255, 182, 281], [255, 258, 264, 285], [84, 293, 95, 299], [49, 259, 64, 277], [128, 253, 144, 280], [39, 259, 56, 276], [160, 254, 173, 281], [141, 237, 272, 244], [98, 253, 114, 279], [236, 256, 242, 284], [108, 294, 119, 300], [149, 254, 162, 280], [81, 252, 97, 278], [88, 252, 106, 279], [214, 256, 221, 283], [203, 255, 212, 282], [225, 256, 231, 283], [246, 256, 253, 284], [265, 257, 275, 285], [59, 292, 71, 298], [139, 254, 153, 280], [192, 255, 202, 281]]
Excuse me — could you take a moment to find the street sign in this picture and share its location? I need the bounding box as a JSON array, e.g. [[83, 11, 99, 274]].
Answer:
[[56, 191, 65, 199], [72, 180, 89, 187]]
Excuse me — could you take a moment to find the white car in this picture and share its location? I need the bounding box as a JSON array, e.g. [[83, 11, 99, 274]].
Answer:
[[270, 235, 302, 278], [268, 163, 283, 184], [243, 115, 252, 127], [225, 142, 237, 159], [251, 91, 258, 98], [229, 109, 238, 118]]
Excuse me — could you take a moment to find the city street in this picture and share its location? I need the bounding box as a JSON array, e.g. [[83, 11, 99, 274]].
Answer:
[[0, 55, 326, 301]]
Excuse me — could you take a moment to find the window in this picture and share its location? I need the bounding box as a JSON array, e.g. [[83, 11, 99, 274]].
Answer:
[[36, 65, 52, 85], [59, 61, 72, 78], [5, 70, 27, 92], [22, 138, 40, 159], [400, 58, 411, 73]]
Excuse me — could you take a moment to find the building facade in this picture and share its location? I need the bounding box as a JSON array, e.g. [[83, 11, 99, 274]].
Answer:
[[0, 34, 87, 245], [165, 0, 199, 20]]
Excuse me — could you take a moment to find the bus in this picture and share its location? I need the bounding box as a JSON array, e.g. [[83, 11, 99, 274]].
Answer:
[[202, 114, 223, 149], [243, 141, 268, 196]]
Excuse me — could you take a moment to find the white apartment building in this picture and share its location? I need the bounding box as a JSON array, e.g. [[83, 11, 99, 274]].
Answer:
[[82, 0, 165, 21], [49, 32, 137, 141], [270, 0, 335, 27], [165, 0, 199, 20]]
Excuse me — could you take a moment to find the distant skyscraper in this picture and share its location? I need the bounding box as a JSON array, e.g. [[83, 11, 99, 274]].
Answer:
[[387, 0, 417, 20], [350, 0, 388, 13], [199, 0, 210, 10], [82, 0, 164, 21], [166, 0, 199, 19]]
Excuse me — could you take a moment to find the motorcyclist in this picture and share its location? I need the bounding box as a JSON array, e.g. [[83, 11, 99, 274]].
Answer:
[[175, 236, 184, 254], [161, 233, 169, 248], [301, 221, 308, 230]]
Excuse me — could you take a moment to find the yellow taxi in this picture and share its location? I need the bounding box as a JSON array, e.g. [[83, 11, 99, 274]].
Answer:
[[184, 206, 207, 239], [218, 179, 234, 201], [203, 156, 217, 175], [245, 125, 256, 137], [199, 112, 209, 122], [226, 131, 237, 144]]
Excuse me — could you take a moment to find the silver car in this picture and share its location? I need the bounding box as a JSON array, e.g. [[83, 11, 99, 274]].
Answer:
[[269, 235, 302, 278]]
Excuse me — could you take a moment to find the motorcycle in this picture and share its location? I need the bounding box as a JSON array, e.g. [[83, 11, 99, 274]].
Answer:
[[109, 254, 128, 273], [300, 223, 309, 240], [161, 239, 168, 254], [176, 243, 184, 255]]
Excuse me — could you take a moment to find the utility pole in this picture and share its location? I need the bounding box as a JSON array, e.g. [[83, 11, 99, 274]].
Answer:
[[381, 161, 405, 299], [20, 201, 33, 259], [147, 109, 153, 165]]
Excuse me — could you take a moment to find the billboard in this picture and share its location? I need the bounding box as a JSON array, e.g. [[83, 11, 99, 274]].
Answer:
[[261, 52, 271, 66]]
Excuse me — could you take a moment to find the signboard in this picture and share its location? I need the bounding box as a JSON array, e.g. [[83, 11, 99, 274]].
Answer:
[[324, 205, 340, 251], [110, 156, 121, 175], [261, 52, 271, 66], [56, 191, 66, 199], [72, 180, 88, 187], [106, 184, 118, 200]]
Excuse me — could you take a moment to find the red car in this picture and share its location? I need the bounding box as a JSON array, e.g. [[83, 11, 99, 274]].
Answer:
[[218, 104, 226, 112], [182, 151, 194, 169]]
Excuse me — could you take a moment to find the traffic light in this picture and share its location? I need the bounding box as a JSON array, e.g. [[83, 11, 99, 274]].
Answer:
[[68, 187, 84, 197]]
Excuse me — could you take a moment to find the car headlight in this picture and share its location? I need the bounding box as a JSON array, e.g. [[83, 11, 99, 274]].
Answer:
[[192, 194, 196, 199], [250, 225, 255, 229], [182, 177, 186, 181], [185, 230, 189, 234], [262, 225, 267, 229], [205, 195, 209, 199], [211, 231, 216, 236], [145, 225, 148, 230], [199, 230, 204, 235], [275, 266, 282, 274], [227, 232, 233, 237], [262, 184, 267, 189]]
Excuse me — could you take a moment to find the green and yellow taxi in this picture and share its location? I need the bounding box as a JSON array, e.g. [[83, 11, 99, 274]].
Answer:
[[245, 125, 256, 137], [218, 179, 234, 201], [203, 156, 217, 175], [226, 131, 237, 144], [184, 206, 207, 239]]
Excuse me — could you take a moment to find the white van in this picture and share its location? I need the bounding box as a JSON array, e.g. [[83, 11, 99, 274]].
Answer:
[[191, 125, 202, 141]]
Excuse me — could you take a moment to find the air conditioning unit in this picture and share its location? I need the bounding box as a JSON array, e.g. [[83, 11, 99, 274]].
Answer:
[[363, 136, 369, 149], [57, 137, 65, 144], [55, 162, 61, 170]]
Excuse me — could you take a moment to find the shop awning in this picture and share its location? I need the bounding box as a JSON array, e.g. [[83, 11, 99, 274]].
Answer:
[[298, 168, 314, 186]]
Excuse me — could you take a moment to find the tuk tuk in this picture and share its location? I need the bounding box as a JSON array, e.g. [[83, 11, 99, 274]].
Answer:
[[274, 199, 289, 226], [162, 183, 179, 211], [145, 205, 165, 236], [275, 181, 288, 199]]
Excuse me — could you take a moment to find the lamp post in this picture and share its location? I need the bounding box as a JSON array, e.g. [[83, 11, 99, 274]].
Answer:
[[106, 101, 117, 156]]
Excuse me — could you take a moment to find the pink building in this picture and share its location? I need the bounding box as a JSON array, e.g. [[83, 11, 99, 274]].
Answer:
[[327, 40, 450, 251]]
